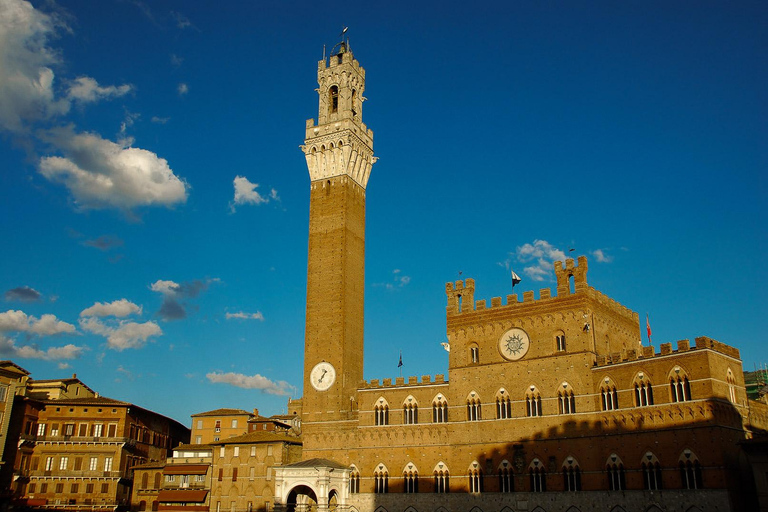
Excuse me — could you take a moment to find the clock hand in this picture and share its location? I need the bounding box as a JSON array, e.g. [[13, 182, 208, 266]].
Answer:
[[318, 369, 327, 382]]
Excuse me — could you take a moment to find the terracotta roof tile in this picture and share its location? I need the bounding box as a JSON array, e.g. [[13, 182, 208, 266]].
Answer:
[[191, 408, 252, 417]]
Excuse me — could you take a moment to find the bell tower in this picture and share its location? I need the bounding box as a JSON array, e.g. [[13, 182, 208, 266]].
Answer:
[[301, 41, 376, 425]]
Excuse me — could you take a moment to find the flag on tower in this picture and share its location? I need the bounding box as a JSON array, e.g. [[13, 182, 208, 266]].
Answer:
[[646, 313, 652, 346], [398, 352, 403, 368], [511, 270, 522, 288]]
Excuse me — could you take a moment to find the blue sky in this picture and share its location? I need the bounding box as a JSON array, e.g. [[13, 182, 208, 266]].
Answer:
[[0, 0, 765, 425]]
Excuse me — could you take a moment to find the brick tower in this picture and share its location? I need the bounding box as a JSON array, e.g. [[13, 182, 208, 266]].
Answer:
[[300, 42, 376, 426]]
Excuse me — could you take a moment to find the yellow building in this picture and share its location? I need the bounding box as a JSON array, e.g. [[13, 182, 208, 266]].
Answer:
[[270, 42, 768, 512], [191, 409, 254, 445]]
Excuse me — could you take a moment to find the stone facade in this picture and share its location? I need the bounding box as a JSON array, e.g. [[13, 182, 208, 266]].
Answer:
[[284, 43, 768, 512]]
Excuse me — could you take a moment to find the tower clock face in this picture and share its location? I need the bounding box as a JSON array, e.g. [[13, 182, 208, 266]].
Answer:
[[310, 362, 336, 391], [498, 328, 531, 361]]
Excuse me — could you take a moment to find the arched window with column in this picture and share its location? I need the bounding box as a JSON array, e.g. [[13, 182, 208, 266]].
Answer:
[[467, 391, 481, 421], [374, 397, 389, 426], [432, 394, 448, 423], [558, 382, 576, 414], [562, 456, 581, 491], [600, 376, 619, 411], [633, 372, 654, 406], [679, 450, 703, 489], [528, 459, 546, 492], [526, 386, 542, 417], [403, 395, 418, 425], [642, 452, 663, 490], [669, 366, 692, 402], [403, 462, 419, 493], [498, 460, 514, 493], [606, 454, 625, 491], [349, 465, 360, 494], [433, 462, 449, 493], [468, 461, 483, 493], [374, 463, 389, 493], [496, 388, 511, 419]]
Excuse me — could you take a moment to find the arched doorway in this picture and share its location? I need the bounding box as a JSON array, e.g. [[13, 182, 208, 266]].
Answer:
[[286, 485, 318, 512]]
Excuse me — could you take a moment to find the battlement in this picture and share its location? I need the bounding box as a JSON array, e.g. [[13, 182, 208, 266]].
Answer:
[[594, 336, 740, 367], [446, 257, 637, 324], [359, 374, 447, 390]]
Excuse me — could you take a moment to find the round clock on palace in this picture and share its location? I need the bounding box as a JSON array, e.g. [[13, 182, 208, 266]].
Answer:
[[498, 328, 531, 361], [310, 362, 336, 391]]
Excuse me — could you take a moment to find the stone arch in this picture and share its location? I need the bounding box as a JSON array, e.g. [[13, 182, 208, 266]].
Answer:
[[525, 385, 542, 417], [645, 507, 663, 512], [285, 484, 317, 512], [531, 507, 547, 512], [609, 508, 627, 512], [373, 508, 388, 512], [466, 390, 481, 421], [469, 507, 484, 512], [404, 508, 417, 512], [565, 507, 582, 512]]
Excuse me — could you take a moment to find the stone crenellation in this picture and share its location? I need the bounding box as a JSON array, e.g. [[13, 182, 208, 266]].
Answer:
[[595, 336, 740, 367], [360, 374, 447, 390]]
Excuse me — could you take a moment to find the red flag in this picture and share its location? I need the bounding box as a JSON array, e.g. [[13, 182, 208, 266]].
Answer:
[[646, 313, 652, 346]]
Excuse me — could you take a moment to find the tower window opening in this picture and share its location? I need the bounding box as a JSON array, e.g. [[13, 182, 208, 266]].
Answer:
[[351, 89, 357, 117], [470, 345, 479, 364], [569, 274, 575, 294], [680, 460, 703, 489], [556, 334, 566, 352], [607, 462, 625, 491], [374, 470, 388, 493], [329, 86, 339, 114], [563, 466, 581, 491]]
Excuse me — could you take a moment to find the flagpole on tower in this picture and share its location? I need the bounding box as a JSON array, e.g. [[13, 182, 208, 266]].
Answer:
[[398, 350, 403, 378], [646, 313, 653, 347]]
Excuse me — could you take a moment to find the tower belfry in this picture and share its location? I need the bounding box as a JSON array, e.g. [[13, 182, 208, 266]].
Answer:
[[301, 42, 376, 426]]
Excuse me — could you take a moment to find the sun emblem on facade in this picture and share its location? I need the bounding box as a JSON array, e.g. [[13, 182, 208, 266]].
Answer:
[[498, 328, 530, 361], [504, 333, 526, 355]]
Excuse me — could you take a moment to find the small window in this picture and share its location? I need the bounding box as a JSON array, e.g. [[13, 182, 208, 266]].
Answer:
[[214, 420, 221, 433], [634, 377, 654, 407], [496, 389, 511, 419], [670, 372, 692, 403], [403, 397, 418, 425], [558, 385, 576, 414], [470, 345, 479, 364], [231, 419, 238, 428], [250, 446, 256, 457], [556, 334, 566, 352], [232, 468, 238, 482], [642, 453, 662, 490], [350, 467, 360, 493], [601, 380, 619, 411], [234, 446, 240, 457]]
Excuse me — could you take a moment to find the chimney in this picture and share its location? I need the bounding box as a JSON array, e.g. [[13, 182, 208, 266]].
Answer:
[[253, 408, 259, 417]]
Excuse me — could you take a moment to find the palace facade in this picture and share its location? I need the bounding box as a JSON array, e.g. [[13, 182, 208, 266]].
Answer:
[[272, 42, 768, 512]]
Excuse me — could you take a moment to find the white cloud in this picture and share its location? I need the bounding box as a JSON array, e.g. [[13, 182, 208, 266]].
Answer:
[[58, 362, 70, 369], [230, 176, 278, 212], [177, 83, 188, 95], [150, 280, 180, 294], [0, 2, 132, 134], [0, 335, 84, 360], [206, 371, 295, 396], [80, 299, 142, 318], [514, 239, 567, 282], [225, 311, 264, 321], [374, 269, 411, 290], [151, 116, 169, 124], [0, 310, 75, 335], [0, 0, 69, 133], [66, 76, 132, 104], [0, 0, 187, 213], [38, 127, 188, 210], [592, 249, 613, 263], [80, 317, 161, 351]]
